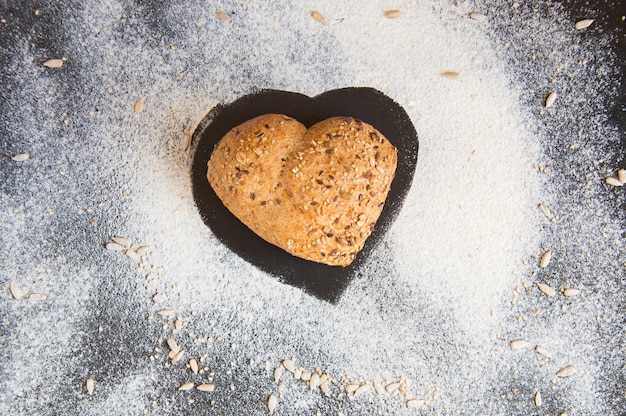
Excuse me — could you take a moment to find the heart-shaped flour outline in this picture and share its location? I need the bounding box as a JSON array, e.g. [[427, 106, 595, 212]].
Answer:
[[191, 88, 418, 303]]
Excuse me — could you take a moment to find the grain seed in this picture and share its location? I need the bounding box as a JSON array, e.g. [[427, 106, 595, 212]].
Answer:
[[111, 236, 131, 247], [43, 58, 64, 68], [171, 350, 185, 364], [310, 10, 327, 25], [373, 380, 385, 394], [538, 203, 552, 219], [469, 11, 487, 20], [574, 19, 594, 30], [133, 98, 144, 113], [509, 339, 530, 350], [320, 381, 331, 395], [617, 169, 626, 184], [197, 384, 215, 392], [534, 391, 542, 406], [563, 288, 580, 297], [282, 359, 296, 373], [537, 282, 556, 297], [539, 250, 552, 268], [178, 382, 194, 391], [189, 358, 199, 374], [556, 365, 576, 377], [216, 11, 230, 21], [300, 370, 311, 381], [293, 367, 302, 380], [406, 398, 425, 408], [273, 365, 284, 382], [441, 71, 460, 79], [385, 381, 401, 393], [157, 309, 175, 318], [135, 245, 152, 255], [545, 92, 557, 108], [309, 373, 320, 390], [28, 293, 47, 301], [605, 177, 623, 187], [86, 378, 95, 395], [11, 153, 29, 161], [167, 338, 179, 353], [384, 9, 401, 18], [105, 242, 125, 251], [267, 394, 278, 414], [125, 249, 140, 261], [354, 383, 369, 396], [535, 345, 553, 358], [345, 384, 359, 393], [9, 282, 25, 300]]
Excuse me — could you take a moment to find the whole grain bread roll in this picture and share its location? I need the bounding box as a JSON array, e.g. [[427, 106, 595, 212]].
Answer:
[[207, 114, 397, 266]]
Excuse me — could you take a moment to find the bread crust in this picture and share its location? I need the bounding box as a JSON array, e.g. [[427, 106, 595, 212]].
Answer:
[[207, 114, 397, 266]]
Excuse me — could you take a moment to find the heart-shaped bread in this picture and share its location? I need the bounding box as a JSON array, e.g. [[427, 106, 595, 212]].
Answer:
[[207, 114, 397, 266]]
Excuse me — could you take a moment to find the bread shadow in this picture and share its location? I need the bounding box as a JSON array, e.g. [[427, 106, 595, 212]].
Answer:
[[191, 88, 418, 303]]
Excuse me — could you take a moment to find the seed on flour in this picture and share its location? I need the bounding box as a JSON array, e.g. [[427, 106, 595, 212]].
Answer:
[[563, 288, 580, 297], [441, 71, 460, 79], [300, 370, 311, 381], [111, 236, 131, 247], [189, 359, 199, 374], [545, 92, 557, 108], [216, 11, 230, 21], [310, 11, 327, 25], [197, 384, 215, 392], [105, 242, 125, 251], [282, 359, 296, 373], [605, 177, 623, 187], [157, 309, 175, 318], [267, 394, 278, 414], [384, 9, 401, 18], [320, 381, 331, 395], [125, 249, 140, 261], [293, 367, 302, 379], [509, 339, 530, 350], [534, 391, 542, 406], [539, 250, 552, 268], [468, 11, 487, 20], [538, 203, 552, 219], [43, 58, 64, 68], [537, 282, 556, 297], [535, 345, 553, 358], [171, 350, 185, 364], [178, 382, 194, 391], [556, 365, 576, 377], [353, 383, 369, 396], [309, 373, 321, 390], [133, 98, 144, 113], [9, 282, 25, 300], [11, 153, 29, 161], [406, 398, 425, 408], [617, 169, 626, 184], [28, 293, 47, 301], [86, 378, 95, 395], [345, 384, 360, 394], [373, 380, 385, 394], [385, 381, 401, 393], [273, 365, 284, 382], [574, 19, 594, 30]]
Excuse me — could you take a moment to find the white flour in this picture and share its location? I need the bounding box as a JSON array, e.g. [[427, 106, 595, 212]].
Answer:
[[0, 1, 623, 415]]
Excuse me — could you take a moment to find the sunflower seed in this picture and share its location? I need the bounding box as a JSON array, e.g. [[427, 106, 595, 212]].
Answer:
[[111, 236, 131, 247], [189, 359, 199, 374], [537, 282, 556, 297], [105, 242, 125, 251], [545, 92, 557, 108], [197, 384, 215, 392], [9, 282, 25, 300], [574, 19, 594, 30], [469, 11, 487, 20], [178, 382, 194, 391], [310, 11, 327, 25], [267, 394, 278, 414], [556, 365, 576, 377], [282, 359, 296, 373], [617, 169, 626, 184], [43, 58, 64, 68], [441, 71, 460, 79], [539, 250, 552, 268], [534, 391, 542, 406], [133, 98, 144, 113], [384, 9, 401, 18], [535, 345, 553, 358], [167, 338, 180, 353], [406, 398, 425, 408], [509, 339, 530, 350], [86, 378, 95, 395], [28, 293, 47, 301], [563, 288, 580, 297], [605, 177, 623, 187], [11, 153, 29, 161]]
